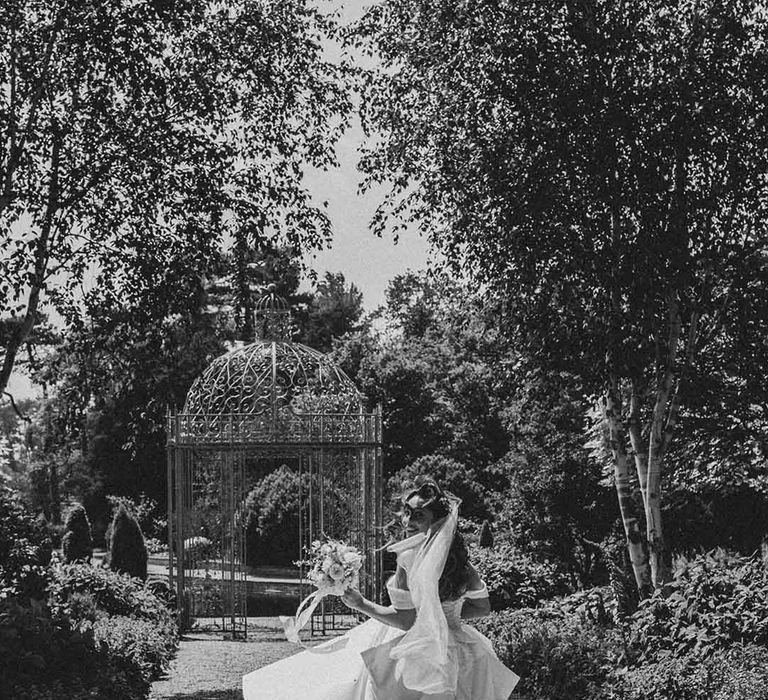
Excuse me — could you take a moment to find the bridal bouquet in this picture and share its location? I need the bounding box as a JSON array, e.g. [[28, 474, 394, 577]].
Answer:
[[281, 538, 364, 643]]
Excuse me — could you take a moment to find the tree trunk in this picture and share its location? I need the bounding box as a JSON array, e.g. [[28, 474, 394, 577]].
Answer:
[[605, 384, 652, 596]]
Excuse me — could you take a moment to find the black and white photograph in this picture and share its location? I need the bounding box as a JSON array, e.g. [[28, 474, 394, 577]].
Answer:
[[2, 1, 767, 699]]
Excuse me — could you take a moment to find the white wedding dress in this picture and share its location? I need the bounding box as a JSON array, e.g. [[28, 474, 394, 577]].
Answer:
[[242, 544, 519, 700]]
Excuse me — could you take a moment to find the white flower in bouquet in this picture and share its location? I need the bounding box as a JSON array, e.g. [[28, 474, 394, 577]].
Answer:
[[281, 537, 365, 643]]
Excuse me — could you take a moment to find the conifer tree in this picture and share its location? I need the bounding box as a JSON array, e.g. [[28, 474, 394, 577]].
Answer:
[[109, 505, 148, 580], [479, 520, 494, 549], [61, 504, 93, 563]]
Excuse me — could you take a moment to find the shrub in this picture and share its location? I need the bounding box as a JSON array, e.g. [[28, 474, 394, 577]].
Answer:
[[470, 541, 572, 610], [0, 597, 147, 700], [61, 504, 93, 563], [474, 606, 620, 700], [47, 562, 178, 685], [607, 644, 768, 700], [110, 505, 148, 580], [629, 550, 768, 663], [479, 519, 494, 547], [92, 613, 178, 683], [184, 535, 215, 561], [49, 562, 171, 623], [0, 486, 51, 601]]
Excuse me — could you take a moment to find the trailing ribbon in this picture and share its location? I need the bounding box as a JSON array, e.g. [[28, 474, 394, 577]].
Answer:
[[279, 589, 329, 646]]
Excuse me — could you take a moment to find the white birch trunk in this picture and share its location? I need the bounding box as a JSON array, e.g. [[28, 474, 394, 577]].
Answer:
[[605, 384, 651, 594]]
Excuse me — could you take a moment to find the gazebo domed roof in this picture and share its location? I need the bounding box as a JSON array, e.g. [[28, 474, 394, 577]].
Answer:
[[183, 340, 364, 417]]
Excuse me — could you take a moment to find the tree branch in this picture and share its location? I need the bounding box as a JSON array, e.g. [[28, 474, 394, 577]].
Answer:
[[2, 392, 31, 422]]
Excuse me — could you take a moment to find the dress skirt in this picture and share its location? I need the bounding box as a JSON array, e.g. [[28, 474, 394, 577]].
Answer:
[[242, 617, 518, 700]]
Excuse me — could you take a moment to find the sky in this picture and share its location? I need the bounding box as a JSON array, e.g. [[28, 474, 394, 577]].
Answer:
[[6, 0, 430, 400], [301, 0, 430, 310]]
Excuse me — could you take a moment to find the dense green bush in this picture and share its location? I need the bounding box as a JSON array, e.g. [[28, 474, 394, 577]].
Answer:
[[0, 597, 146, 700], [47, 562, 177, 685], [470, 541, 572, 610], [607, 644, 768, 700], [62, 504, 93, 563], [0, 486, 51, 601], [92, 613, 178, 683], [474, 606, 620, 700], [244, 467, 352, 567], [245, 466, 303, 567], [110, 505, 148, 580], [630, 550, 768, 663], [48, 561, 171, 623]]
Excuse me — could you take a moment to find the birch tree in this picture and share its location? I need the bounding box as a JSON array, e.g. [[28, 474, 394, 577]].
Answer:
[[354, 0, 768, 592], [0, 0, 350, 398]]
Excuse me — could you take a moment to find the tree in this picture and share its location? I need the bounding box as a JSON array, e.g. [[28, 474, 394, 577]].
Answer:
[[301, 272, 364, 352], [387, 454, 491, 522], [355, 0, 768, 592], [109, 505, 147, 581], [0, 0, 351, 399], [61, 503, 92, 563], [334, 271, 511, 478]]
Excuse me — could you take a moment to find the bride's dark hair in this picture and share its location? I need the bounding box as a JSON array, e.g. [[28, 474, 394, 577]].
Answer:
[[401, 478, 470, 601]]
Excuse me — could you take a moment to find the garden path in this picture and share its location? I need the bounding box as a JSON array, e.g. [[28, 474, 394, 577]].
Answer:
[[149, 617, 344, 700]]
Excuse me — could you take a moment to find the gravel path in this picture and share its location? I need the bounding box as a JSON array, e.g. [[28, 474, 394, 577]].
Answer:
[[150, 618, 345, 700]]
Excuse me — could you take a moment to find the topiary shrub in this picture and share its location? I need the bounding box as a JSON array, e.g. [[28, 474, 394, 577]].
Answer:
[[474, 606, 620, 700], [629, 550, 768, 664], [62, 504, 93, 563], [0, 486, 52, 602], [479, 519, 494, 547], [106, 494, 166, 545], [109, 505, 148, 580], [470, 541, 572, 610]]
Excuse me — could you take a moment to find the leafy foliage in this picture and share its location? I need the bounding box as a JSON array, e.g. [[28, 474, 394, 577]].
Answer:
[[607, 645, 768, 700], [301, 272, 365, 352], [0, 486, 51, 601], [109, 506, 148, 581], [106, 494, 166, 546], [334, 272, 511, 479], [0, 0, 352, 399], [473, 607, 620, 700], [469, 542, 571, 611], [479, 520, 494, 548], [48, 562, 171, 623], [354, 0, 768, 591], [0, 597, 146, 700], [244, 465, 304, 567], [629, 550, 768, 663], [61, 504, 93, 563], [387, 454, 491, 521], [91, 612, 177, 685]]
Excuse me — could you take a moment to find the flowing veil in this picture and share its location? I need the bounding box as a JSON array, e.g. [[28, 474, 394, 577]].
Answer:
[[388, 493, 461, 695]]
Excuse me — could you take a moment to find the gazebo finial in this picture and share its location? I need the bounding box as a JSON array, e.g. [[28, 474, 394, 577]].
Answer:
[[254, 284, 292, 341]]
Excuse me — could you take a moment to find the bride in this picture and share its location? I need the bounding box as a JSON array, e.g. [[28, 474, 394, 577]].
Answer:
[[242, 478, 519, 699]]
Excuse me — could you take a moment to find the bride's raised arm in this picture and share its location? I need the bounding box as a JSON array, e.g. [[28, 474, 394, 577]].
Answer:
[[341, 564, 417, 631]]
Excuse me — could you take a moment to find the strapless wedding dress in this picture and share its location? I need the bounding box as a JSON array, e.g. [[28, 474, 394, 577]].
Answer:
[[242, 576, 519, 700]]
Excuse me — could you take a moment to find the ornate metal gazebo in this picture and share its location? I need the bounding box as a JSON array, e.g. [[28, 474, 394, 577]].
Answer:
[[166, 288, 383, 638]]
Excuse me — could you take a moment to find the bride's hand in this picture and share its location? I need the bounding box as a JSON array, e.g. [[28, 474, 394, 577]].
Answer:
[[341, 587, 364, 611]]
